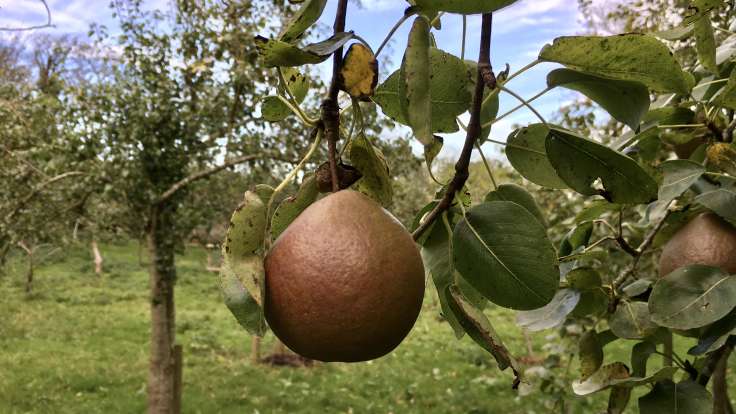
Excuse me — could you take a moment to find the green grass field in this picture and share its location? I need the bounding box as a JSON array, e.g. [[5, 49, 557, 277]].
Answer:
[[0, 242, 733, 413]]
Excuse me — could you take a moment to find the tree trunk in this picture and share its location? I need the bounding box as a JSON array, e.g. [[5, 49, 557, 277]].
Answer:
[[18, 241, 33, 294], [251, 336, 261, 364], [713, 348, 734, 414], [147, 206, 178, 414], [91, 239, 103, 276]]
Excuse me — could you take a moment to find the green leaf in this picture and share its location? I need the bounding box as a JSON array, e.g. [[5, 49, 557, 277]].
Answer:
[[658, 160, 705, 204], [220, 191, 268, 335], [716, 66, 736, 109], [574, 363, 678, 396], [545, 127, 658, 204], [559, 221, 594, 257], [693, 14, 718, 74], [254, 32, 353, 67], [572, 362, 630, 395], [424, 135, 443, 174], [349, 133, 393, 207], [638, 380, 712, 414], [254, 184, 275, 205], [420, 48, 472, 132], [446, 286, 521, 376], [694, 189, 736, 225], [516, 288, 580, 331], [572, 288, 609, 318], [399, 17, 433, 145], [654, 24, 695, 41], [302, 31, 355, 55], [484, 183, 546, 226], [547, 68, 650, 130], [270, 175, 319, 240], [376, 48, 470, 134], [279, 68, 310, 103], [567, 267, 602, 290], [575, 200, 620, 223], [610, 301, 658, 339], [631, 341, 656, 377], [421, 217, 465, 338], [539, 34, 694, 95], [506, 124, 568, 189], [412, 0, 518, 14], [579, 330, 604, 381], [622, 279, 652, 298], [452, 201, 559, 310], [612, 366, 678, 387], [260, 96, 291, 122], [219, 257, 267, 335], [688, 308, 736, 355], [279, 0, 328, 43], [649, 264, 736, 330], [225, 191, 267, 259]]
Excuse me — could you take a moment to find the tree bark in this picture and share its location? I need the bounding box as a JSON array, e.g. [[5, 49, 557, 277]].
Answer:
[[172, 345, 183, 414], [251, 336, 261, 364], [18, 241, 33, 294], [713, 347, 734, 414], [147, 206, 178, 414], [91, 239, 103, 276]]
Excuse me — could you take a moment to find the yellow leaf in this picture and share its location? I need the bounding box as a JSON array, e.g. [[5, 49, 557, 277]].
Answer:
[[340, 43, 378, 99]]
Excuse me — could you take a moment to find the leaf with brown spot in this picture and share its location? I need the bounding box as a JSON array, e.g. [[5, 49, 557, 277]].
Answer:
[[340, 43, 378, 99]]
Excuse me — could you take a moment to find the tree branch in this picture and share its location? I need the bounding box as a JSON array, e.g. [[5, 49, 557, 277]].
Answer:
[[612, 208, 672, 291], [3, 171, 85, 224], [412, 13, 494, 241], [321, 0, 349, 192], [0, 0, 54, 31], [156, 154, 296, 205]]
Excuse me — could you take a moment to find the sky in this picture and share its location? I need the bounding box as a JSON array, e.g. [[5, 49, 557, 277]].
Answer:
[[1, 0, 591, 160]]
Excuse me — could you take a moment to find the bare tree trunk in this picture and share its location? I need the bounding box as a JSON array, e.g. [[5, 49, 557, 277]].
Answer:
[[251, 336, 261, 364], [139, 237, 147, 267], [205, 250, 219, 272], [147, 206, 178, 414], [713, 348, 734, 414], [172, 345, 183, 414], [0, 242, 9, 277], [18, 241, 33, 294], [523, 329, 535, 358], [91, 239, 103, 276]]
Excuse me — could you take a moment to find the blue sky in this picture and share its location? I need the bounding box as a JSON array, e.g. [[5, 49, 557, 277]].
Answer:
[[2, 0, 589, 159]]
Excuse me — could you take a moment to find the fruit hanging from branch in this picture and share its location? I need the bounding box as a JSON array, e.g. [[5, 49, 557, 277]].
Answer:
[[659, 212, 736, 277], [264, 190, 425, 362]]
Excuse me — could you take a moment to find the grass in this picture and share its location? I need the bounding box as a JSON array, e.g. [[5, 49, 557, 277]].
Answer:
[[0, 241, 733, 413]]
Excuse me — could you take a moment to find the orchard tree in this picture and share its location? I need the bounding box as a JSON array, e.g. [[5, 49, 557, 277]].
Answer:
[[0, 36, 97, 285], [221, 0, 736, 413], [69, 0, 327, 411]]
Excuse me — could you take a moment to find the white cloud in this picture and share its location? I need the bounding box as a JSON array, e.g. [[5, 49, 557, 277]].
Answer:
[[356, 0, 404, 12]]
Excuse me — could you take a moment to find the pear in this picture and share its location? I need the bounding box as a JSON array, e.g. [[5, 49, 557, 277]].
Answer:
[[265, 190, 425, 362], [659, 212, 736, 277]]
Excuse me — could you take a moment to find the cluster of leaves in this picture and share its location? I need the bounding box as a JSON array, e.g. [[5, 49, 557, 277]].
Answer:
[[218, 0, 736, 412]]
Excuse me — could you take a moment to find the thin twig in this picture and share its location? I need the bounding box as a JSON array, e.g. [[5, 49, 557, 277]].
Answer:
[[157, 153, 295, 205], [412, 13, 494, 241], [612, 207, 673, 291], [322, 0, 349, 192], [0, 0, 54, 31]]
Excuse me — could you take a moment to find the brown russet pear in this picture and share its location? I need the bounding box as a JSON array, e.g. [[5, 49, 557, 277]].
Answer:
[[264, 190, 425, 362], [659, 212, 736, 277]]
